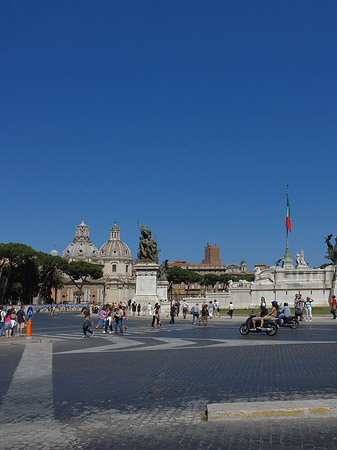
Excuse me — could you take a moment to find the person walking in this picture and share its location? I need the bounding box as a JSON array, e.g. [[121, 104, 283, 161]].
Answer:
[[96, 306, 107, 329], [137, 303, 141, 316], [182, 300, 189, 319], [228, 302, 234, 318], [214, 300, 221, 318], [208, 301, 214, 319], [132, 301, 137, 317], [191, 303, 200, 325], [82, 308, 94, 337], [170, 303, 176, 324], [331, 295, 337, 320], [199, 303, 209, 326], [305, 297, 314, 322], [147, 303, 153, 316]]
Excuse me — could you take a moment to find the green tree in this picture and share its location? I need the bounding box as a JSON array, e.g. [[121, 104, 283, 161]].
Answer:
[[36, 252, 68, 304], [201, 273, 220, 291], [218, 273, 233, 289], [65, 261, 103, 303], [184, 270, 201, 295], [0, 243, 38, 304], [167, 266, 186, 299]]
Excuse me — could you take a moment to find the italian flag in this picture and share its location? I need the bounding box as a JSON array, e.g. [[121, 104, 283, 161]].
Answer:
[[286, 196, 292, 232]]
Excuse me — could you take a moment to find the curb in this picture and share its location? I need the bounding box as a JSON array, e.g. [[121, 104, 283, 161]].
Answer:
[[207, 399, 337, 421]]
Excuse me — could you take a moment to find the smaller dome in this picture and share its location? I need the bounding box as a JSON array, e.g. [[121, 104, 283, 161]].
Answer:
[[62, 218, 99, 261], [50, 249, 59, 256]]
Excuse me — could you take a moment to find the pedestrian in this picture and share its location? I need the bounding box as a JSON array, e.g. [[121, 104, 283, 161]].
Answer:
[[4, 309, 13, 339], [294, 294, 304, 321], [113, 305, 124, 334], [208, 301, 214, 319], [0, 307, 4, 337], [170, 303, 176, 324], [214, 300, 221, 318], [137, 303, 141, 316], [103, 307, 113, 334], [228, 302, 234, 318], [331, 295, 337, 320], [305, 297, 314, 322], [16, 306, 26, 337], [175, 300, 180, 317], [128, 299, 132, 311], [147, 303, 153, 316], [182, 300, 189, 319], [152, 303, 161, 328], [121, 305, 128, 332], [132, 301, 137, 317], [10, 308, 17, 337], [96, 306, 106, 329], [191, 303, 200, 324], [199, 303, 209, 326], [82, 308, 94, 337]]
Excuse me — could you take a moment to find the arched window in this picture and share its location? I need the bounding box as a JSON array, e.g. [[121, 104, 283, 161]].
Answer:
[[112, 264, 117, 273]]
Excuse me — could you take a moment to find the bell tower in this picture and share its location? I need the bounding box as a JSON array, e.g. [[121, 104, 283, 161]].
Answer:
[[109, 222, 121, 241]]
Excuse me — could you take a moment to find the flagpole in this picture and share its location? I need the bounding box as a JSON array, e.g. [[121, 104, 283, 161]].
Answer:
[[283, 184, 293, 268], [285, 185, 290, 259]]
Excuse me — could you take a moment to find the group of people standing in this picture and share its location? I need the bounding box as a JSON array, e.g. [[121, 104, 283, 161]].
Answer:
[[0, 306, 27, 338], [82, 303, 128, 337], [294, 294, 314, 322]]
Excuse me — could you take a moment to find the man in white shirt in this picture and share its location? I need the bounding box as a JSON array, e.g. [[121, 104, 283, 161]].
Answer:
[[182, 301, 189, 319]]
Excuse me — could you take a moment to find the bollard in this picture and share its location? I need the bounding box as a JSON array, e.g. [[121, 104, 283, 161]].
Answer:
[[26, 319, 32, 339]]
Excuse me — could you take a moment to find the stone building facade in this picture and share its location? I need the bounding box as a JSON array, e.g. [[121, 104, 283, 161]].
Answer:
[[53, 219, 135, 304]]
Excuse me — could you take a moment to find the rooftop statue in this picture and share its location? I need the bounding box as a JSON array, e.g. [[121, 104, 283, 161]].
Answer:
[[137, 223, 160, 263], [324, 234, 337, 265], [295, 249, 309, 268]]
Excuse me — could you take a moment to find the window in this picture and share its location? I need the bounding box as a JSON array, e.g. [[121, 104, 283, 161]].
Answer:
[[126, 265, 129, 273], [112, 264, 117, 272]]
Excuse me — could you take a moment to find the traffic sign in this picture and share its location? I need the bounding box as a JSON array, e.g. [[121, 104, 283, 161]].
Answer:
[[26, 306, 34, 320]]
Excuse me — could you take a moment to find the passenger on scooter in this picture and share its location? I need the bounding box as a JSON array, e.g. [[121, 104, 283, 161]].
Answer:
[[251, 303, 269, 329], [278, 302, 291, 325], [258, 301, 279, 328]]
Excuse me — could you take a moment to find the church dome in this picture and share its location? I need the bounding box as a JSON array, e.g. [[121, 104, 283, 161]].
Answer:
[[50, 248, 59, 257], [99, 222, 132, 260], [62, 218, 99, 262]]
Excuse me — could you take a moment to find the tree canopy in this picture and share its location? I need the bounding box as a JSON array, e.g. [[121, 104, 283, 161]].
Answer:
[[0, 243, 103, 304]]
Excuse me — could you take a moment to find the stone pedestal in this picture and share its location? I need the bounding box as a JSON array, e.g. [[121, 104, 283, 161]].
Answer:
[[157, 280, 169, 302], [132, 262, 160, 304]]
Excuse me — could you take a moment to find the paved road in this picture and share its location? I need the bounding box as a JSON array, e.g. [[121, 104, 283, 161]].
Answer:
[[1, 312, 337, 449]]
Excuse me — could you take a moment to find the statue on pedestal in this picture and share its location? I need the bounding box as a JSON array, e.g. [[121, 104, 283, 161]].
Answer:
[[137, 223, 160, 263], [295, 249, 309, 268], [324, 234, 337, 265]]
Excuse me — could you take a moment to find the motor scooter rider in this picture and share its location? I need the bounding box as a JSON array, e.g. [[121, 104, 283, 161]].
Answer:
[[258, 301, 278, 328], [251, 302, 269, 329], [278, 302, 291, 325]]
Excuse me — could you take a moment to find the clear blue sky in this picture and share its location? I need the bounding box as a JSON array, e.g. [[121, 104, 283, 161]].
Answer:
[[1, 0, 336, 269]]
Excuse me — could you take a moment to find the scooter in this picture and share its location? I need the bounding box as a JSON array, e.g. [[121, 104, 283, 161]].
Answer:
[[276, 315, 299, 329], [239, 314, 278, 336]]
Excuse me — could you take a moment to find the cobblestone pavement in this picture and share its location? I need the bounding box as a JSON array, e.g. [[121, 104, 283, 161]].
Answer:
[[1, 312, 337, 449]]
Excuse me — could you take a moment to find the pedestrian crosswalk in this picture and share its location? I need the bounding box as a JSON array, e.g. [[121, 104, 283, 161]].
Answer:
[[31, 327, 166, 341]]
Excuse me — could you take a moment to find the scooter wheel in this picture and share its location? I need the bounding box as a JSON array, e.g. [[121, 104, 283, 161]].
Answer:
[[239, 324, 249, 335], [289, 320, 299, 329], [265, 324, 278, 336]]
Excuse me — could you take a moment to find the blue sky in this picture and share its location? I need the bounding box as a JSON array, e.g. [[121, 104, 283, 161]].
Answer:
[[1, 0, 336, 269]]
